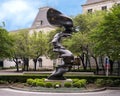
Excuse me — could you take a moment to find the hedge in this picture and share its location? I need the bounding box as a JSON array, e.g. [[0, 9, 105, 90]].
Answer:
[[95, 79, 120, 87], [0, 75, 48, 83], [0, 75, 120, 83]]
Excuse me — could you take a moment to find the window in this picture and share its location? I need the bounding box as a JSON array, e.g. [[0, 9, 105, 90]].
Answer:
[[88, 9, 92, 13], [102, 6, 107, 11], [40, 20, 43, 26]]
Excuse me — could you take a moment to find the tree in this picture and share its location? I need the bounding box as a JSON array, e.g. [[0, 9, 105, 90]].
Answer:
[[11, 29, 49, 71], [11, 29, 30, 71], [0, 27, 13, 58], [29, 31, 48, 71], [92, 5, 120, 60], [64, 11, 105, 72], [91, 5, 120, 75]]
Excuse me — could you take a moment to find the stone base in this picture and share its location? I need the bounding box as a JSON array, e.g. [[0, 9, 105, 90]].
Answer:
[[45, 79, 72, 87]]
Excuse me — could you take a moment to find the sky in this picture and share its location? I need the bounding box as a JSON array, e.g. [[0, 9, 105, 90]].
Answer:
[[0, 0, 86, 31]]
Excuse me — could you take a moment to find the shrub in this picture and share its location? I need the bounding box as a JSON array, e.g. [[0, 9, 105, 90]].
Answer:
[[73, 79, 87, 88], [45, 82, 53, 88], [0, 75, 120, 83], [64, 82, 72, 88], [53, 82, 61, 88], [95, 79, 105, 87], [26, 78, 34, 85], [78, 79, 87, 87], [113, 79, 120, 87], [26, 78, 45, 86], [73, 82, 81, 88], [0, 80, 8, 84], [35, 78, 43, 82], [31, 80, 37, 86], [106, 79, 114, 87], [72, 79, 79, 83], [36, 82, 45, 87], [42, 78, 45, 81]]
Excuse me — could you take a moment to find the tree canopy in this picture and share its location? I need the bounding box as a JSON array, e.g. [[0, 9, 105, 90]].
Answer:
[[0, 27, 13, 58], [29, 31, 48, 59], [91, 5, 120, 60], [10, 29, 30, 59]]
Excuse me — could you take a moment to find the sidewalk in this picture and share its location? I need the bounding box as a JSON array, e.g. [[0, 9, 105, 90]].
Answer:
[[0, 69, 23, 75], [0, 68, 53, 75], [0, 69, 95, 76]]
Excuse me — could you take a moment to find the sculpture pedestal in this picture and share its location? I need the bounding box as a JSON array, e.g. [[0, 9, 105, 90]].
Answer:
[[45, 79, 72, 87]]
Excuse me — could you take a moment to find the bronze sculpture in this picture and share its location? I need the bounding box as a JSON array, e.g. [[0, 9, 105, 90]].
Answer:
[[47, 8, 74, 80]]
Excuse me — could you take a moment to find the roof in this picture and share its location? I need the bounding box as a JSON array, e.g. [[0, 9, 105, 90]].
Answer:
[[86, 0, 104, 4], [82, 0, 120, 6], [31, 6, 53, 28], [82, 0, 111, 6]]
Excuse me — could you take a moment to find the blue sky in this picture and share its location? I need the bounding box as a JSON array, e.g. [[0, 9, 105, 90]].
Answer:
[[0, 0, 86, 31]]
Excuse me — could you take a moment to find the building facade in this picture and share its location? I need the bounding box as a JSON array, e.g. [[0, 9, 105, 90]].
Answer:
[[2, 7, 56, 69], [30, 7, 56, 34], [82, 0, 120, 13]]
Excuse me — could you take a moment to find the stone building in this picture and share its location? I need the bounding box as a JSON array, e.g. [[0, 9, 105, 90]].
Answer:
[[30, 7, 56, 34], [2, 7, 56, 69], [82, 0, 120, 13]]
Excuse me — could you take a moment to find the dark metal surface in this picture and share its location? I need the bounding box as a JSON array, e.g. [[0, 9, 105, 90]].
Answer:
[[47, 8, 74, 80]]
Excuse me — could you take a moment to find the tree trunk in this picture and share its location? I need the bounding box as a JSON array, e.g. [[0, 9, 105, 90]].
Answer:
[[109, 59, 114, 75], [23, 58, 29, 71], [88, 56, 91, 70], [100, 56, 105, 75], [13, 58, 19, 72], [117, 61, 120, 76], [79, 53, 86, 70], [33, 58, 37, 71], [85, 52, 91, 70], [16, 61, 19, 72], [85, 54, 88, 70], [92, 56, 99, 75]]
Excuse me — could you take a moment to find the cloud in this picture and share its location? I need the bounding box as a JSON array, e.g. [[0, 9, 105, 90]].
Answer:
[[45, 0, 86, 16], [0, 0, 45, 31], [0, 0, 86, 31]]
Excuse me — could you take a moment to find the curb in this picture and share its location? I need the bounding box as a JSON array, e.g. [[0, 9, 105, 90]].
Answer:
[[0, 86, 120, 93], [106, 87, 120, 90], [0, 86, 9, 88], [1, 86, 106, 93]]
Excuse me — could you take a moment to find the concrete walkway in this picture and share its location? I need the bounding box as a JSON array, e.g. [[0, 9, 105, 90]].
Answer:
[[0, 69, 23, 75], [0, 69, 94, 76], [0, 88, 120, 96]]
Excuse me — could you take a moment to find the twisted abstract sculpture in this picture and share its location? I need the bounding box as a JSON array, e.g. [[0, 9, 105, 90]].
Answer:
[[47, 8, 74, 80]]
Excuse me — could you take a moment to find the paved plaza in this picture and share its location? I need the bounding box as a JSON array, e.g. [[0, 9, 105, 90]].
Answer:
[[0, 88, 120, 96]]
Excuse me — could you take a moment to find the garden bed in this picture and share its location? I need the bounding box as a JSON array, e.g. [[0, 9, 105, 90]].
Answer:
[[0, 75, 120, 93], [0, 77, 120, 93], [0, 83, 103, 93]]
